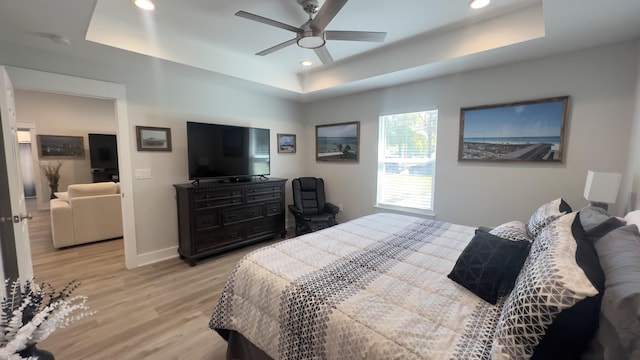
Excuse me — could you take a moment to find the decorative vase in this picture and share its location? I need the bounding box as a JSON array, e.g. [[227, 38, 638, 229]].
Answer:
[[18, 343, 55, 360], [49, 181, 59, 199]]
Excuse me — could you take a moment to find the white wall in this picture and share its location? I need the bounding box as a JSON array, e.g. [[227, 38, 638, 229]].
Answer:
[[14, 90, 116, 210], [622, 41, 640, 212], [0, 41, 305, 261], [304, 40, 639, 227], [2, 38, 638, 265]]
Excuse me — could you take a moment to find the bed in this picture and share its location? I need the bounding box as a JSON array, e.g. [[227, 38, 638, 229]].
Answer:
[[209, 199, 640, 360]]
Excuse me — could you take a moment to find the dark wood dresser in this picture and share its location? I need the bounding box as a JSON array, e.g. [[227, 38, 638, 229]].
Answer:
[[173, 178, 287, 266]]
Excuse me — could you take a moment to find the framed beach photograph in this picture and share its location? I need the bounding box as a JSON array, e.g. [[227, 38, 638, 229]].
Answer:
[[316, 121, 360, 162], [136, 126, 172, 152], [458, 96, 569, 162], [38, 135, 84, 158], [277, 133, 296, 153]]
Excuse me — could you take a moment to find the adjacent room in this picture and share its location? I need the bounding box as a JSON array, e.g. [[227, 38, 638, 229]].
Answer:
[[0, 0, 639, 359]]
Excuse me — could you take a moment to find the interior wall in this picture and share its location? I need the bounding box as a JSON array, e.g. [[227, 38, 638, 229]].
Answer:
[[0, 41, 304, 259], [622, 41, 640, 212], [304, 40, 639, 227], [13, 90, 116, 210]]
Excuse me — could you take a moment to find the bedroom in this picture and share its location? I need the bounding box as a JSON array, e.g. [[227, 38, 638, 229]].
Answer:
[[0, 0, 639, 359]]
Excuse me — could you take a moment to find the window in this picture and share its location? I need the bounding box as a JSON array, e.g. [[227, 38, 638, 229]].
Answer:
[[376, 110, 438, 212]]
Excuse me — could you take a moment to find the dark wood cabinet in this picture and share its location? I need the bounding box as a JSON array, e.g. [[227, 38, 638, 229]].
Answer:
[[174, 178, 287, 266]]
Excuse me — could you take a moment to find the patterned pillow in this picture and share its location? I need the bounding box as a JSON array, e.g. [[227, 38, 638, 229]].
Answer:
[[489, 220, 532, 242], [492, 212, 604, 360], [526, 198, 572, 238], [448, 231, 530, 304]]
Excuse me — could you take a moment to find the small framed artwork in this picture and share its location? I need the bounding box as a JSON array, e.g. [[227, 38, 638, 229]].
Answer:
[[277, 134, 296, 153], [38, 135, 84, 158], [458, 96, 569, 162], [316, 121, 360, 162], [136, 126, 172, 152]]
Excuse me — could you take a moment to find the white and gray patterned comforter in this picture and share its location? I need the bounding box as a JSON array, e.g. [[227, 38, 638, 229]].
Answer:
[[209, 213, 504, 359]]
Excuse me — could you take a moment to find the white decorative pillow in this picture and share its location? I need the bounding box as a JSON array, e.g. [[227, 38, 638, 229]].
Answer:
[[526, 198, 572, 238], [492, 212, 604, 359], [623, 210, 640, 230], [489, 220, 532, 242]]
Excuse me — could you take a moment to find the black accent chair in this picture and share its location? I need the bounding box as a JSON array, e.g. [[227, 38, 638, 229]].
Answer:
[[288, 177, 340, 236]]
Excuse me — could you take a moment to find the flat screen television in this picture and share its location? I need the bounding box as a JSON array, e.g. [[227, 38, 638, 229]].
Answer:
[[88, 133, 118, 170], [187, 121, 270, 181]]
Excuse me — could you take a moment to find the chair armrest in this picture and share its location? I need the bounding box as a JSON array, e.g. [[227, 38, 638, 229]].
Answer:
[[324, 202, 340, 215], [288, 204, 303, 216]]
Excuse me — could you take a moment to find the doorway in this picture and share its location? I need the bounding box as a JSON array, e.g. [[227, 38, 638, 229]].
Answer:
[[4, 66, 137, 271]]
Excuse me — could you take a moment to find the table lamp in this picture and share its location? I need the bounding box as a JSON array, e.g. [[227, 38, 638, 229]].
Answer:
[[583, 170, 622, 211]]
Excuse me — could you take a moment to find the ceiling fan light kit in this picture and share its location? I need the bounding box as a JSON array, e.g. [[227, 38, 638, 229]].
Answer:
[[297, 31, 326, 49], [236, 0, 386, 65]]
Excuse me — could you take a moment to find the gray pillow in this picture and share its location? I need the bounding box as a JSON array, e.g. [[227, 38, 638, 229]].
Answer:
[[589, 225, 640, 359]]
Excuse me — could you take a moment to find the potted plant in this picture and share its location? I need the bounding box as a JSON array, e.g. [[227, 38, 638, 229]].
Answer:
[[0, 279, 95, 359], [39, 161, 63, 200]]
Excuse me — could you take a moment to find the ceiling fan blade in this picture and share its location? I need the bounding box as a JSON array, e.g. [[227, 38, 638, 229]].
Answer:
[[326, 31, 387, 42], [314, 46, 334, 65], [310, 0, 348, 31], [256, 38, 298, 56], [235, 11, 301, 33]]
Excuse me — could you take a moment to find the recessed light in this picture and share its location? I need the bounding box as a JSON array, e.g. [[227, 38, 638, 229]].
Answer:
[[470, 0, 490, 9], [134, 0, 155, 11], [300, 60, 313, 67]]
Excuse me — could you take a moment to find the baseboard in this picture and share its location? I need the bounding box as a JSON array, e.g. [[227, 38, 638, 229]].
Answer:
[[134, 246, 179, 267]]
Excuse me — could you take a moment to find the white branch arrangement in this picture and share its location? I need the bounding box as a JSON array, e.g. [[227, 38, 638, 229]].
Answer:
[[0, 279, 95, 359]]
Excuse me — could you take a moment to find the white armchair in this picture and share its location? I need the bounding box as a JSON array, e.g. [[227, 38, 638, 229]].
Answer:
[[50, 182, 123, 248]]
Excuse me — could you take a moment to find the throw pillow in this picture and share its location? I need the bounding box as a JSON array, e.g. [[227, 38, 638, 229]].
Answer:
[[623, 210, 640, 230], [492, 212, 604, 360], [448, 231, 530, 304], [489, 220, 532, 242], [526, 198, 572, 238], [589, 225, 640, 359]]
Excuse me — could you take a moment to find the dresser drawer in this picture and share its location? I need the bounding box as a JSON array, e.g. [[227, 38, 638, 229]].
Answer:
[[194, 189, 242, 210], [195, 225, 244, 252], [246, 191, 281, 203], [265, 201, 282, 216], [222, 204, 264, 225], [246, 216, 282, 239], [194, 210, 221, 231]]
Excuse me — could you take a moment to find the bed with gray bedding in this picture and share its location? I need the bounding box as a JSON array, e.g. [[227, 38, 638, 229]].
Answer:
[[209, 202, 640, 360]]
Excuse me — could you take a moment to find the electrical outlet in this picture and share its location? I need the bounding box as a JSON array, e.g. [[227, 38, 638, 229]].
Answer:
[[338, 203, 344, 211]]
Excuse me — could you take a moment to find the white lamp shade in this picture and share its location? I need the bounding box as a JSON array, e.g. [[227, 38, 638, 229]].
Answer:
[[583, 170, 622, 204]]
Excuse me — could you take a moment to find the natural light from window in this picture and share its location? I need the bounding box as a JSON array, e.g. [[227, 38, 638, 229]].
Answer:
[[376, 110, 438, 212]]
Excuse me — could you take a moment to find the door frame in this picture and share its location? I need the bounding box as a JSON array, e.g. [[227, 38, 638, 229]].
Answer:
[[5, 66, 137, 269]]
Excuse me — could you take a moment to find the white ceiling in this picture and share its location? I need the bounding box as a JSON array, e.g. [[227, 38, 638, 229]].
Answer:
[[1, 0, 640, 101]]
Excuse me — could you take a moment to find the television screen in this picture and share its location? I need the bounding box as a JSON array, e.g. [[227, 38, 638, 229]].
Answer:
[[88, 133, 118, 169], [187, 122, 270, 180]]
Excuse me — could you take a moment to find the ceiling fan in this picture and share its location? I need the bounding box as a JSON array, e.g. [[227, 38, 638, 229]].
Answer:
[[235, 0, 386, 65]]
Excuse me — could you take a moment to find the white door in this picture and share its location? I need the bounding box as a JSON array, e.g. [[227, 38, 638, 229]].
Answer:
[[0, 65, 33, 288]]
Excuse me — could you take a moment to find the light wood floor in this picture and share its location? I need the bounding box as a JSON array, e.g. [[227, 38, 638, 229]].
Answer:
[[28, 209, 285, 360]]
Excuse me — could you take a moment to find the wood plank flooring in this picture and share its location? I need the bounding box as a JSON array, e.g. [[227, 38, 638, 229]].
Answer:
[[28, 209, 285, 360]]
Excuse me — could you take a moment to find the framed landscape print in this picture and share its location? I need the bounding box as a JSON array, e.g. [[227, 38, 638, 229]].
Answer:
[[316, 121, 359, 162], [136, 126, 172, 151], [38, 135, 84, 158], [458, 96, 569, 162], [277, 134, 296, 153]]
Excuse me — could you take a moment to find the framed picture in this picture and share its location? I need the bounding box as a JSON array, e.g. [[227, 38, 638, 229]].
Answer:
[[38, 135, 84, 158], [136, 126, 172, 152], [277, 133, 296, 153], [316, 121, 360, 162], [458, 96, 569, 162]]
